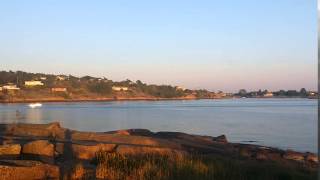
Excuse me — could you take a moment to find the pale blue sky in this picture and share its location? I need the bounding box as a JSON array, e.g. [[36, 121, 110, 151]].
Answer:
[[0, 0, 317, 92]]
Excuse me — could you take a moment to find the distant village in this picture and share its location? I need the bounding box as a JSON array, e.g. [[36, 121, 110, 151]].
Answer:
[[0, 70, 317, 102]]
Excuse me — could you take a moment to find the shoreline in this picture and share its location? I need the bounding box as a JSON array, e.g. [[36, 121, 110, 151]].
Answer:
[[0, 96, 314, 104], [0, 97, 201, 104]]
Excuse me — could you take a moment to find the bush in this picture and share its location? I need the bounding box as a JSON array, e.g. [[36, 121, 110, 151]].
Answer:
[[87, 82, 112, 95]]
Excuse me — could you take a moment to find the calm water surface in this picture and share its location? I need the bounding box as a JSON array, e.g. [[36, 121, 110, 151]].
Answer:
[[0, 98, 317, 153]]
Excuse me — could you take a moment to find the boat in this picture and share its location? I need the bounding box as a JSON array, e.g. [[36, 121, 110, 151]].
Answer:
[[28, 103, 42, 108]]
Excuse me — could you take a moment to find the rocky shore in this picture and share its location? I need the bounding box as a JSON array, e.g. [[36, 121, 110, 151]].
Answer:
[[0, 122, 317, 179]]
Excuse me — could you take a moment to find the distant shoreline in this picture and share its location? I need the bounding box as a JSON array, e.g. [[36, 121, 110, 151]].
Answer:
[[0, 97, 212, 104], [0, 96, 314, 104]]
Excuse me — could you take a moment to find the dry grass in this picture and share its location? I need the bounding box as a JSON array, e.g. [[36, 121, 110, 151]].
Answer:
[[93, 151, 317, 180]]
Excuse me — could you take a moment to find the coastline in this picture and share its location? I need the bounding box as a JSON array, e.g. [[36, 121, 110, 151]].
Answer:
[[0, 97, 230, 104], [0, 96, 314, 104], [0, 97, 200, 103]]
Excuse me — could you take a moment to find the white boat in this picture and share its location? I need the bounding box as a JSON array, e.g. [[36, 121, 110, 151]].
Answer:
[[28, 103, 42, 108]]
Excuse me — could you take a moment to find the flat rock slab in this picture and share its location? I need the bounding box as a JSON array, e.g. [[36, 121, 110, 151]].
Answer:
[[22, 140, 54, 163], [0, 160, 59, 180], [70, 131, 181, 149], [22, 140, 54, 157], [56, 143, 116, 160], [0, 122, 66, 140], [0, 144, 21, 156]]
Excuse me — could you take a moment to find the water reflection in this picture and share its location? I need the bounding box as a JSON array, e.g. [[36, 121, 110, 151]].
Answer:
[[25, 109, 43, 124]]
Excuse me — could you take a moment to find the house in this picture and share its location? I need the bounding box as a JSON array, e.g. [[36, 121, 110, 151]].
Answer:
[[175, 86, 185, 91], [263, 91, 273, 97], [56, 76, 66, 81], [25, 81, 44, 86], [40, 77, 47, 80], [2, 84, 20, 91], [112, 86, 129, 91], [51, 87, 67, 92]]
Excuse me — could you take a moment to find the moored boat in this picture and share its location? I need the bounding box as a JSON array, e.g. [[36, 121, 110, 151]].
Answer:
[[28, 103, 42, 108]]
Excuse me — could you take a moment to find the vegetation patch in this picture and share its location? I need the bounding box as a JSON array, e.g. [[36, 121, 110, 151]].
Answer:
[[93, 151, 317, 180]]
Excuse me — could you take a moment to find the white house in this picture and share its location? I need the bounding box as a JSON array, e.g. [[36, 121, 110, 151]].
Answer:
[[25, 81, 44, 86], [2, 84, 20, 90], [175, 86, 185, 91], [112, 86, 129, 91], [56, 76, 66, 81]]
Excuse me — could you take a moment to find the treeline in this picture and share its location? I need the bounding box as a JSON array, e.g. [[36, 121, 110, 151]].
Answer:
[[0, 71, 55, 86], [235, 88, 316, 98]]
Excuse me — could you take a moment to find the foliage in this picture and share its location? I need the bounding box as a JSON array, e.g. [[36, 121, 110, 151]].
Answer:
[[134, 80, 184, 98], [238, 89, 247, 97], [87, 82, 112, 95], [195, 89, 211, 98]]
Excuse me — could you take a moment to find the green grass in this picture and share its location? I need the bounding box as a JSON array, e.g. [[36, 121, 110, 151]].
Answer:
[[93, 151, 317, 180]]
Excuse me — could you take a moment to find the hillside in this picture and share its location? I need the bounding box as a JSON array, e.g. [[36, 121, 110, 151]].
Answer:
[[0, 71, 224, 102]]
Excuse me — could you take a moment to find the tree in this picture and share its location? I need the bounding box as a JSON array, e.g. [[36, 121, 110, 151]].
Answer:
[[287, 90, 298, 96], [278, 90, 286, 96], [87, 82, 112, 95], [238, 89, 247, 97], [300, 88, 307, 97], [195, 89, 210, 98]]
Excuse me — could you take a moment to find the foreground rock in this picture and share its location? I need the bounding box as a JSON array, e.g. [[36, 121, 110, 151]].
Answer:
[[22, 140, 54, 163], [0, 122, 317, 179], [305, 152, 319, 163], [0, 144, 21, 157], [22, 140, 54, 157], [0, 160, 59, 180], [55, 143, 117, 160]]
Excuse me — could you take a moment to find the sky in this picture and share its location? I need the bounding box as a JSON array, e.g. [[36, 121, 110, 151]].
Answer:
[[0, 0, 317, 92]]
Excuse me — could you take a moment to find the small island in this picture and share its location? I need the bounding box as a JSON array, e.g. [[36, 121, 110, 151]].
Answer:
[[0, 122, 317, 179]]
